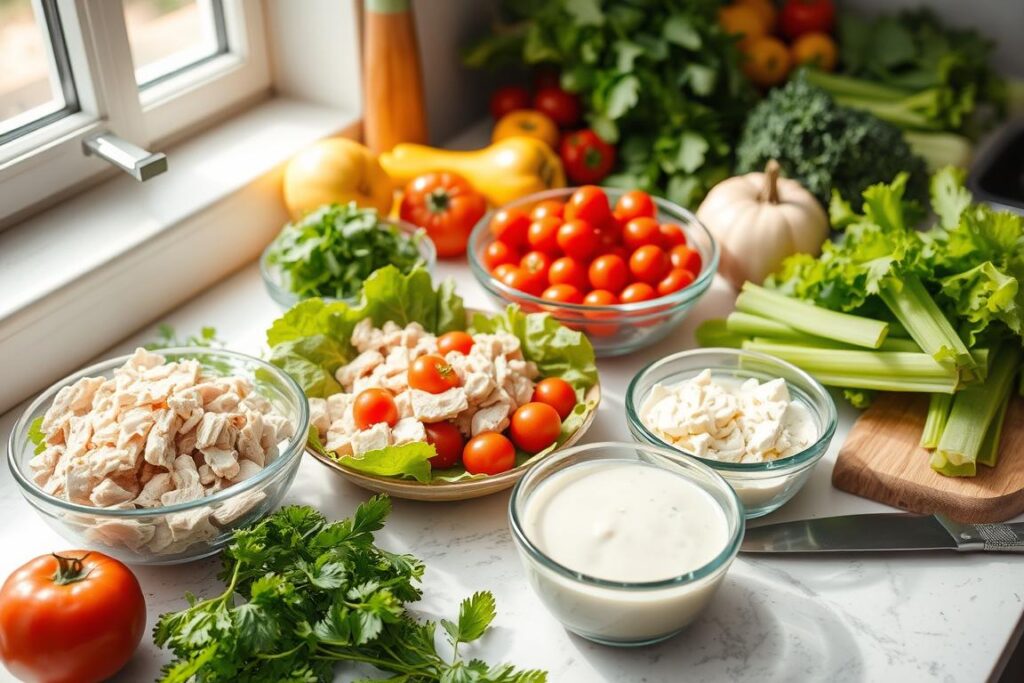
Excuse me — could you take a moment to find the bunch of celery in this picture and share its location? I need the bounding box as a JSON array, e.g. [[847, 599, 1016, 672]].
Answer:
[[697, 168, 1024, 477]]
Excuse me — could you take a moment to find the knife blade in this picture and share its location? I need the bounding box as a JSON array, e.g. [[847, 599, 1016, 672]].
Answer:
[[740, 513, 1024, 554]]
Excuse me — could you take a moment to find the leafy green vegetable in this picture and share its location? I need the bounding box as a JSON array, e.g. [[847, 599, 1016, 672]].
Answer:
[[735, 74, 928, 207], [463, 0, 753, 206], [154, 498, 546, 682], [266, 202, 424, 301], [144, 324, 224, 350], [308, 428, 434, 483], [27, 416, 46, 455]]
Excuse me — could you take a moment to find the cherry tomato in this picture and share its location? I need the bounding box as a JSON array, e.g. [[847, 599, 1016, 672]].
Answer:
[[542, 283, 584, 304], [484, 240, 517, 271], [500, 266, 545, 296], [437, 331, 474, 356], [613, 190, 656, 222], [399, 172, 486, 257], [521, 250, 553, 283], [354, 388, 399, 429], [559, 129, 616, 185], [493, 263, 516, 280], [556, 220, 599, 260], [669, 244, 703, 274], [425, 421, 465, 469], [564, 185, 613, 229], [530, 199, 565, 221], [0, 551, 145, 683], [582, 288, 621, 337], [463, 432, 516, 475], [779, 0, 835, 39], [490, 85, 531, 119], [490, 207, 530, 249], [588, 254, 629, 293], [622, 216, 662, 250], [533, 86, 581, 128], [657, 267, 696, 296], [658, 223, 688, 248], [532, 377, 578, 420], [629, 245, 670, 284], [509, 402, 562, 453], [527, 216, 562, 254], [620, 282, 657, 303], [533, 65, 561, 90], [548, 256, 589, 291], [408, 355, 461, 395]]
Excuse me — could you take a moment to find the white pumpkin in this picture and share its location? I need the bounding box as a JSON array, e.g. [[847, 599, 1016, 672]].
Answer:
[[696, 160, 829, 290]]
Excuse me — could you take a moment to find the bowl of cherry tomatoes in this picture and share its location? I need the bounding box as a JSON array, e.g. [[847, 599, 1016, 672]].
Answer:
[[468, 186, 719, 357]]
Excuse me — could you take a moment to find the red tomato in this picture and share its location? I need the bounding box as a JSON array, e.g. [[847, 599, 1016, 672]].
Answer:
[[658, 223, 688, 248], [521, 250, 553, 282], [0, 551, 145, 683], [588, 254, 629, 293], [527, 216, 562, 254], [548, 256, 589, 291], [564, 185, 613, 229], [532, 377, 578, 420], [533, 86, 581, 128], [556, 220, 599, 260], [463, 432, 516, 475], [542, 283, 584, 304], [408, 355, 461, 395], [780, 0, 835, 39], [490, 207, 530, 249], [437, 331, 474, 356], [354, 388, 399, 429], [399, 172, 487, 257], [629, 245, 670, 284], [533, 65, 561, 90], [613, 190, 656, 222], [622, 217, 662, 250], [509, 402, 562, 453], [530, 199, 565, 221], [425, 421, 465, 469], [559, 129, 616, 185], [669, 245, 703, 274], [620, 282, 657, 303], [484, 240, 517, 271], [490, 85, 531, 119], [493, 263, 516, 280], [657, 267, 696, 296], [500, 267, 544, 296], [582, 288, 621, 337]]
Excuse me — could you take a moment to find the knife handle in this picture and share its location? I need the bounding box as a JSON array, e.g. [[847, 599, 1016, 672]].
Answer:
[[938, 517, 1024, 552]]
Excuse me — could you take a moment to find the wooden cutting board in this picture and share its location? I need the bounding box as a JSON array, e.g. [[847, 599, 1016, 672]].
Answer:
[[832, 392, 1024, 523]]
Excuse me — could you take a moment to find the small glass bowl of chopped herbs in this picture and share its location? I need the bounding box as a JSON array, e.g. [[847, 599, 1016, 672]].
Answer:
[[261, 202, 436, 308]]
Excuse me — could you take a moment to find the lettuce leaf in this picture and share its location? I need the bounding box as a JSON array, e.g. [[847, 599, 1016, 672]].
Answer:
[[940, 261, 1023, 345]]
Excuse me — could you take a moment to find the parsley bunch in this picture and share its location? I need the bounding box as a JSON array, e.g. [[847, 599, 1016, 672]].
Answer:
[[154, 497, 545, 682]]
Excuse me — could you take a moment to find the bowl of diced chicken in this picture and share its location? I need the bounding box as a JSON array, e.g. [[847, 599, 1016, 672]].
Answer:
[[7, 347, 309, 565]]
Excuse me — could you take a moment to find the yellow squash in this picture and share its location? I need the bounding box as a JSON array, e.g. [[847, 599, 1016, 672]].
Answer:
[[379, 136, 566, 206]]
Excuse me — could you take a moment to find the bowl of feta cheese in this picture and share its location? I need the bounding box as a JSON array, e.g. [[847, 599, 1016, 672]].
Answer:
[[625, 348, 837, 518]]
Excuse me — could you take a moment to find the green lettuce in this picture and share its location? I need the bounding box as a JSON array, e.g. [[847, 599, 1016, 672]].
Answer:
[[308, 428, 433, 483]]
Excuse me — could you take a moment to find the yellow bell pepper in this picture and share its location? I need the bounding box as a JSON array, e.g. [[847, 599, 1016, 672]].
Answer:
[[492, 110, 560, 149], [379, 136, 566, 206]]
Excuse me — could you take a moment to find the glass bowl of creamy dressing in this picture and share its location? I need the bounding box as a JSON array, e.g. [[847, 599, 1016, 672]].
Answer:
[[508, 441, 743, 647], [625, 348, 838, 518]]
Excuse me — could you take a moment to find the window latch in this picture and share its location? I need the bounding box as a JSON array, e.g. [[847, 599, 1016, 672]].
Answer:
[[82, 132, 167, 181]]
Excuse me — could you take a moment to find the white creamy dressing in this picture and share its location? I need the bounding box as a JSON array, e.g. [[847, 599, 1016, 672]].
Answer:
[[523, 460, 729, 583], [640, 370, 818, 463]]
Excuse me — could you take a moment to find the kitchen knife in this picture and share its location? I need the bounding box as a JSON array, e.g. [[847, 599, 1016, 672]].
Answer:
[[741, 513, 1024, 553]]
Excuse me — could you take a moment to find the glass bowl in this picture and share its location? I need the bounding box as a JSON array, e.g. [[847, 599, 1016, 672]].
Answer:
[[625, 348, 838, 519], [7, 348, 309, 565], [260, 217, 437, 309], [468, 188, 718, 357], [508, 441, 743, 647]]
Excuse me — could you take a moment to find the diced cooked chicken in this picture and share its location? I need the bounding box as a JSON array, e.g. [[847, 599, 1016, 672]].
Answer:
[[308, 398, 330, 435], [40, 376, 105, 436], [463, 372, 495, 405], [201, 446, 240, 480], [236, 411, 265, 466], [134, 473, 174, 508], [351, 422, 391, 455], [195, 412, 233, 450], [144, 409, 180, 469], [410, 388, 469, 423], [336, 349, 384, 389], [392, 417, 426, 445], [394, 391, 413, 419], [205, 392, 241, 413], [29, 446, 63, 487], [324, 422, 353, 456], [87, 519, 156, 553], [90, 476, 138, 507], [471, 402, 512, 436], [232, 459, 263, 483], [326, 393, 351, 422], [211, 490, 266, 526]]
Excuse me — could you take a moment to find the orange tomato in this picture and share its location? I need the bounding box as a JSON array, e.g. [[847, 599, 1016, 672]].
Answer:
[[463, 432, 516, 474], [354, 388, 399, 429], [736, 0, 777, 33], [408, 355, 461, 395], [743, 36, 792, 88], [718, 4, 767, 46], [509, 402, 562, 453], [790, 31, 838, 71], [492, 110, 561, 149], [531, 378, 578, 420], [437, 331, 474, 356]]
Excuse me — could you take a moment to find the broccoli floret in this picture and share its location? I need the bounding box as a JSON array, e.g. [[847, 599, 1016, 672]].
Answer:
[[735, 75, 929, 207]]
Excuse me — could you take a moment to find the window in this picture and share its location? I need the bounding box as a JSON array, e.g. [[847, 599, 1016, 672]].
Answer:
[[0, 0, 270, 226]]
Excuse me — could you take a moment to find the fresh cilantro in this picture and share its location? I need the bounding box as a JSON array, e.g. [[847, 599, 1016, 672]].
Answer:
[[155, 498, 545, 682]]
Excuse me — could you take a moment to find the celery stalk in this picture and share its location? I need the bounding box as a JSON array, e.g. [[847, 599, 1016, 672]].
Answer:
[[879, 276, 975, 370], [726, 312, 805, 340], [933, 346, 1021, 477], [751, 336, 922, 352], [811, 372, 958, 394], [736, 283, 889, 349], [977, 394, 1011, 468], [741, 341, 958, 379], [919, 394, 952, 449], [695, 319, 747, 349]]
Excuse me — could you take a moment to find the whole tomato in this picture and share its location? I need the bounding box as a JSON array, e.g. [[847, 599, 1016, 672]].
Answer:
[[490, 85, 531, 120], [400, 172, 487, 257], [779, 0, 835, 39], [0, 551, 145, 683], [533, 87, 582, 128], [559, 129, 616, 185]]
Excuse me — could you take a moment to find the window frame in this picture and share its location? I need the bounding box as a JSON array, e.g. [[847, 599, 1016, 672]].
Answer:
[[0, 0, 270, 226]]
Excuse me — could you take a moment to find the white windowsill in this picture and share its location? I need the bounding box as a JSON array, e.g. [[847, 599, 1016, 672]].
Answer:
[[0, 96, 358, 412]]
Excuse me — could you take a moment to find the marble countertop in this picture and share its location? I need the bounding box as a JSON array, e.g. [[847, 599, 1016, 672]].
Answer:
[[1, 260, 1021, 683]]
